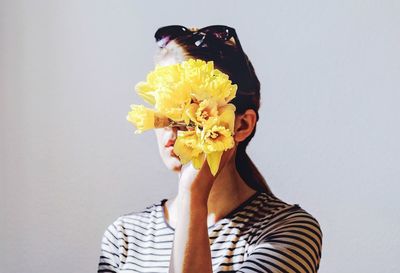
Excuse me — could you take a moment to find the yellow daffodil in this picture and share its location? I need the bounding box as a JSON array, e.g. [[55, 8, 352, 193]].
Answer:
[[154, 86, 191, 122], [201, 124, 235, 175], [201, 125, 235, 153], [186, 101, 236, 132], [126, 105, 169, 134], [134, 81, 156, 106], [128, 58, 238, 176], [173, 128, 205, 169], [135, 63, 187, 106], [181, 59, 237, 105], [185, 99, 219, 127], [216, 103, 236, 132]]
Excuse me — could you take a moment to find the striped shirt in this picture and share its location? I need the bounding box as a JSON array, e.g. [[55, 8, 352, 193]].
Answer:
[[98, 191, 322, 273]]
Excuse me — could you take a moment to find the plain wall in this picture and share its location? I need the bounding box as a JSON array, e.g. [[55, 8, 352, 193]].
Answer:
[[1, 1, 399, 272]]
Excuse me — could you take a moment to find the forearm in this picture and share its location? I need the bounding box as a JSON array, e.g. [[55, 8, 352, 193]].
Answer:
[[169, 191, 213, 273]]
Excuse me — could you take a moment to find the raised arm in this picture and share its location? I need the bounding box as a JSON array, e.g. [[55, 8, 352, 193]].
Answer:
[[169, 188, 214, 273], [168, 160, 217, 273]]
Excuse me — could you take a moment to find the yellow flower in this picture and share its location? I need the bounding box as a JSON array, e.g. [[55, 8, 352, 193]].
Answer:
[[173, 128, 205, 169], [135, 81, 156, 106], [201, 124, 235, 175], [216, 103, 236, 132], [181, 59, 237, 106], [185, 100, 236, 131], [201, 125, 235, 153], [126, 104, 169, 134], [154, 85, 191, 122], [135, 63, 189, 107], [185, 99, 218, 127], [210, 69, 238, 105], [129, 58, 239, 175]]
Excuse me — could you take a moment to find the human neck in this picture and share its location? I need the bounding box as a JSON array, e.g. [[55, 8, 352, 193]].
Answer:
[[163, 159, 258, 229]]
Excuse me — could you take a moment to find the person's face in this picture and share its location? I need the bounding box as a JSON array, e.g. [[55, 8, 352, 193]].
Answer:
[[152, 54, 253, 173]]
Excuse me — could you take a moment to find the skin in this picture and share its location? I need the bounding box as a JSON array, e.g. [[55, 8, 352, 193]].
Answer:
[[154, 114, 258, 229], [153, 56, 258, 273]]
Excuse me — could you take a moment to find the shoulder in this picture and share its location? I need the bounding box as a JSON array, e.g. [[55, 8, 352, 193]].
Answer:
[[245, 192, 323, 273], [104, 199, 163, 235], [100, 200, 165, 247], [100, 198, 166, 250], [254, 193, 322, 237], [98, 199, 164, 271]]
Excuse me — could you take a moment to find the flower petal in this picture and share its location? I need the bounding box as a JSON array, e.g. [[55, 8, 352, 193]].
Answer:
[[206, 151, 223, 176], [135, 82, 156, 105], [192, 153, 205, 170], [218, 103, 236, 132], [126, 105, 155, 133]]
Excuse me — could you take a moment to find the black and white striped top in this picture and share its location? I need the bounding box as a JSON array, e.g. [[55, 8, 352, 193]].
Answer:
[[98, 191, 322, 273]]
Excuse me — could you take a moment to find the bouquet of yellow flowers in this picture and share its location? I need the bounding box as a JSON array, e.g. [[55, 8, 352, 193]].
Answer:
[[127, 58, 237, 176]]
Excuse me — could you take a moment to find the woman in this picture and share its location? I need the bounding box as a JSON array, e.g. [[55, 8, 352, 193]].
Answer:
[[98, 25, 322, 273]]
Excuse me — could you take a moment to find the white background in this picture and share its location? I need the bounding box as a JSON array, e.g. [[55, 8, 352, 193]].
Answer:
[[1, 1, 399, 272]]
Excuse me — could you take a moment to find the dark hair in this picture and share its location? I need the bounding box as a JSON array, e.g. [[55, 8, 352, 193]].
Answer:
[[154, 32, 275, 197]]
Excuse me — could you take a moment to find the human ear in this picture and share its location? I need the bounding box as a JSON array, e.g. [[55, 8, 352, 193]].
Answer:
[[233, 109, 257, 143]]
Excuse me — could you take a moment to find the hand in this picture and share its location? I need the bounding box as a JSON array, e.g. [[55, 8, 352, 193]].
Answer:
[[177, 147, 236, 199]]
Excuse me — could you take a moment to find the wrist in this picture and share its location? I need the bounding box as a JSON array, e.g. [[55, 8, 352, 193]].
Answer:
[[178, 188, 209, 209]]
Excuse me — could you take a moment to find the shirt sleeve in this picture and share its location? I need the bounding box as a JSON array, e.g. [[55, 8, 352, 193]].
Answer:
[[236, 207, 323, 273], [97, 219, 122, 273]]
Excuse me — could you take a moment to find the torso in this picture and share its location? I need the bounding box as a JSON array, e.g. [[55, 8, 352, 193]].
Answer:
[[98, 191, 322, 272]]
